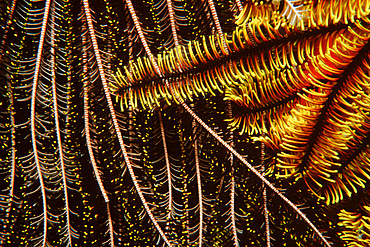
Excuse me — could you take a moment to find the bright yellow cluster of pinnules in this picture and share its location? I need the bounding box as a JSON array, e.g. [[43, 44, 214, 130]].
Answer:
[[112, 0, 370, 245], [110, 2, 298, 110], [338, 206, 370, 246]]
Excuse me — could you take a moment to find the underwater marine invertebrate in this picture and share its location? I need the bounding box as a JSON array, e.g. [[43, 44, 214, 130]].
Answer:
[[1, 0, 370, 246]]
